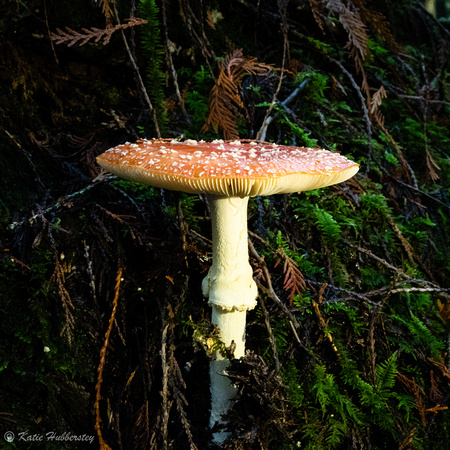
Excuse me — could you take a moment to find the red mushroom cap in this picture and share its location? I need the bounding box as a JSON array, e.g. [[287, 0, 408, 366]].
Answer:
[[96, 139, 359, 197]]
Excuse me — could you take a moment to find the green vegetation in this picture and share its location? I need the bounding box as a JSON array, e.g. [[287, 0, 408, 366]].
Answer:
[[0, 0, 449, 448]]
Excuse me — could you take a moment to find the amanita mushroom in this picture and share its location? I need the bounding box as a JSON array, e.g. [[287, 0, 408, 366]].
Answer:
[[96, 138, 359, 442]]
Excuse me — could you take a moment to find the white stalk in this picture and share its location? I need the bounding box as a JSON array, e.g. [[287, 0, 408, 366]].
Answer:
[[201, 194, 258, 443], [202, 195, 258, 312]]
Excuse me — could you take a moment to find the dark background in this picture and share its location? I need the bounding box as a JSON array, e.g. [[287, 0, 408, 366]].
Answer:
[[0, 1, 449, 448]]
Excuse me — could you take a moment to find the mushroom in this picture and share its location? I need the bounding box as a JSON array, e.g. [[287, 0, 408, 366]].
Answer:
[[96, 138, 359, 443]]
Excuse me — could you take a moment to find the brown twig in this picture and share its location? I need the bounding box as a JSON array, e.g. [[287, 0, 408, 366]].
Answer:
[[259, 296, 281, 373], [160, 0, 190, 124], [311, 283, 341, 360], [94, 267, 123, 450], [112, 4, 161, 138], [331, 57, 372, 138], [43, 0, 59, 65], [368, 307, 377, 384], [160, 320, 170, 450], [249, 239, 309, 353], [344, 240, 412, 280], [83, 241, 97, 302], [256, 23, 288, 141]]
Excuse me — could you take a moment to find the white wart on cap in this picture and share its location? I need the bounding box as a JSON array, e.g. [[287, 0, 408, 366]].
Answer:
[[96, 139, 359, 196]]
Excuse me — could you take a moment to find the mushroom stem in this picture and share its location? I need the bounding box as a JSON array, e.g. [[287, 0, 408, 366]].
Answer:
[[202, 195, 258, 313], [202, 194, 258, 441]]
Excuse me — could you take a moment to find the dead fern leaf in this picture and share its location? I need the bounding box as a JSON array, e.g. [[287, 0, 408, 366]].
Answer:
[[202, 49, 272, 139], [133, 401, 151, 449]]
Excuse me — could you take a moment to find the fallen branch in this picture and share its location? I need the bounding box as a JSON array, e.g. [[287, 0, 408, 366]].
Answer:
[[256, 79, 308, 142], [8, 173, 114, 230]]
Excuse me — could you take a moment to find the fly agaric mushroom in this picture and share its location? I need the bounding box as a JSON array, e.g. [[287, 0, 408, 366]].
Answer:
[[96, 138, 359, 443]]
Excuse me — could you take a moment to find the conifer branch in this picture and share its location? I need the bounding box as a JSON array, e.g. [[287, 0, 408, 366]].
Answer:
[[326, 0, 369, 59], [51, 257, 75, 345], [275, 247, 306, 307], [98, 0, 114, 27], [49, 18, 147, 47], [308, 0, 325, 32], [203, 49, 272, 139]]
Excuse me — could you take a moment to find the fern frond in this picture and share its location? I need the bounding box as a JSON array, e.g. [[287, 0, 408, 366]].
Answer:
[[376, 352, 398, 394], [408, 313, 445, 358], [314, 206, 342, 241], [313, 365, 332, 414], [325, 417, 347, 448]]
